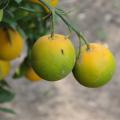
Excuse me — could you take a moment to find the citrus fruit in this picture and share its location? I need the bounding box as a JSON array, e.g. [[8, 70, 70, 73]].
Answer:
[[0, 60, 11, 80], [0, 9, 3, 22], [25, 67, 42, 81], [31, 34, 76, 81], [73, 43, 116, 88], [30, 0, 59, 12], [0, 28, 24, 61]]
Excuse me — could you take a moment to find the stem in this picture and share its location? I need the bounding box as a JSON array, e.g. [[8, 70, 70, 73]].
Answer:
[[38, 0, 52, 12], [42, 13, 52, 20], [56, 8, 73, 16], [51, 10, 55, 38], [77, 36, 82, 59], [55, 11, 90, 50], [38, 1, 55, 38]]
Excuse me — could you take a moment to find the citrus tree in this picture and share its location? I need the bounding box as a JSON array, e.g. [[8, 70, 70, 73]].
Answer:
[[0, 0, 116, 114]]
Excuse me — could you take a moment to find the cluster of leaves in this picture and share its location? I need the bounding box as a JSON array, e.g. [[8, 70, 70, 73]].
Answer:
[[1, 0, 49, 41], [0, 0, 49, 114]]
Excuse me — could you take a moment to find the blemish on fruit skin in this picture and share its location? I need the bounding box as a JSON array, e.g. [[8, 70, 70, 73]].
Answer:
[[62, 70, 65, 75], [61, 49, 64, 55], [3, 28, 12, 45]]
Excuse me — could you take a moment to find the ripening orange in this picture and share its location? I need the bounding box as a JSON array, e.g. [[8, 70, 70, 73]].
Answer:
[[25, 67, 42, 81], [0, 28, 24, 61], [73, 43, 116, 88], [0, 60, 11, 80]]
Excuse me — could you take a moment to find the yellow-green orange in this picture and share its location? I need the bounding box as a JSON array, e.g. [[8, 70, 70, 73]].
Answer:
[[31, 34, 76, 81], [30, 0, 59, 12], [0, 9, 3, 22], [0, 60, 11, 80], [25, 67, 42, 81], [0, 28, 24, 61], [73, 43, 116, 88]]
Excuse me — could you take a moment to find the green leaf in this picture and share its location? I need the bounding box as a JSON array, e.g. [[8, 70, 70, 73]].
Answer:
[[0, 87, 15, 103], [14, 0, 23, 4], [0, 107, 16, 114], [0, 9, 3, 22], [0, 0, 9, 9], [13, 58, 28, 79], [0, 80, 11, 88]]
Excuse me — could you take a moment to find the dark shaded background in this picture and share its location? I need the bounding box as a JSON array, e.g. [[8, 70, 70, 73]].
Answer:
[[1, 0, 120, 120]]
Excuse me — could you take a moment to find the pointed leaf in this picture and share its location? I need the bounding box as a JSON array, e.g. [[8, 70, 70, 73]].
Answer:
[[0, 107, 16, 114], [0, 87, 15, 103]]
